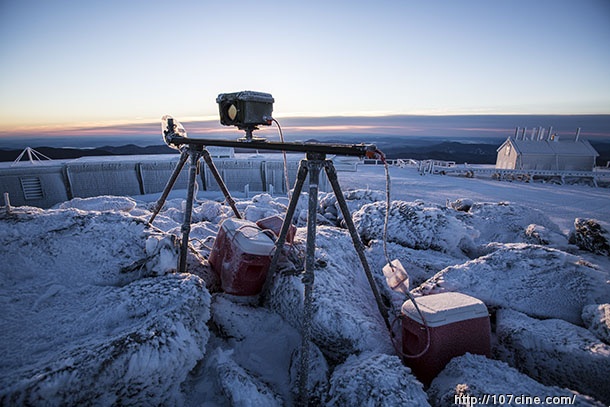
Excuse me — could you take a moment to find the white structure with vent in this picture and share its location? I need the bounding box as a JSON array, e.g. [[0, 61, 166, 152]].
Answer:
[[496, 127, 599, 171]]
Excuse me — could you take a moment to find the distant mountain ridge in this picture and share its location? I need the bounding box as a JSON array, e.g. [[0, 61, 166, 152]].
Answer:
[[2, 140, 609, 166], [0, 144, 176, 163]]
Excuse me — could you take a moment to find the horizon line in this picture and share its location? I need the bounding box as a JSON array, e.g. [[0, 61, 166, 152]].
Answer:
[[2, 112, 610, 136]]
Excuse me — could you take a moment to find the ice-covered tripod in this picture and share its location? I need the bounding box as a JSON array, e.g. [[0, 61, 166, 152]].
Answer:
[[259, 151, 393, 406], [148, 116, 242, 273], [152, 114, 393, 406]]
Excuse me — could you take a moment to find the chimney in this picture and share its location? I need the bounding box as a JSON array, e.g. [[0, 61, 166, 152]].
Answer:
[[547, 126, 553, 141], [575, 127, 581, 142], [514, 127, 519, 139], [522, 127, 527, 140]]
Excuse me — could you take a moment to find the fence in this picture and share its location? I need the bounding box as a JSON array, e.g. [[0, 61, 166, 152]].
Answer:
[[0, 154, 331, 209]]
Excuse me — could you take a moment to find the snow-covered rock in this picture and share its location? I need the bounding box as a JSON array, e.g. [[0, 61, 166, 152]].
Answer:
[[524, 223, 569, 247], [1, 272, 210, 406], [448, 197, 473, 212], [56, 195, 137, 212], [466, 201, 563, 245], [495, 308, 610, 405], [320, 188, 386, 225], [428, 353, 603, 407], [235, 193, 289, 223], [268, 226, 394, 362], [0, 207, 212, 405], [569, 218, 610, 256], [415, 243, 610, 325], [0, 208, 179, 286], [353, 200, 476, 256], [196, 347, 284, 407], [582, 303, 610, 345], [326, 352, 430, 406]]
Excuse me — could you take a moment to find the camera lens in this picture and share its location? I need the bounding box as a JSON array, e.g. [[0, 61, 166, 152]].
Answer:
[[228, 104, 238, 121]]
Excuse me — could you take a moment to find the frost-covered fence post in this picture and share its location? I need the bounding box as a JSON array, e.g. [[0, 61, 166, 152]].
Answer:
[[3, 192, 10, 214]]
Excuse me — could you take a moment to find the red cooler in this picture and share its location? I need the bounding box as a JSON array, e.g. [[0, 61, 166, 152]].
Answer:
[[401, 292, 490, 386], [256, 215, 297, 244], [208, 218, 275, 296]]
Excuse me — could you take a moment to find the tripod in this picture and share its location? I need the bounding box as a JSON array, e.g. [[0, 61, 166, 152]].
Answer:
[[148, 144, 242, 273], [260, 152, 392, 407]]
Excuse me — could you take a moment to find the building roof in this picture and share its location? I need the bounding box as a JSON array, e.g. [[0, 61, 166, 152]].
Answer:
[[497, 138, 599, 157]]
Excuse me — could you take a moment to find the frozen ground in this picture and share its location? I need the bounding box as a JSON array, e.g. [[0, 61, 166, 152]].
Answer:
[[1, 164, 609, 406]]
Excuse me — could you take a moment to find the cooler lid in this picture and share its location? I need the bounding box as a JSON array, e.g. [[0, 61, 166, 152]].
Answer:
[[221, 218, 275, 256], [401, 292, 488, 327]]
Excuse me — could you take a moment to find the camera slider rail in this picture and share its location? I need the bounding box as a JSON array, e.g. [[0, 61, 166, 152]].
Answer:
[[165, 134, 378, 158]]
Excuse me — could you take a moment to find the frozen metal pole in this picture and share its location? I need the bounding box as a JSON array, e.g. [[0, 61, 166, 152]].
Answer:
[[324, 161, 393, 335], [201, 149, 242, 219], [297, 153, 324, 407], [260, 162, 308, 304], [149, 149, 189, 225], [178, 146, 202, 273], [3, 192, 10, 214]]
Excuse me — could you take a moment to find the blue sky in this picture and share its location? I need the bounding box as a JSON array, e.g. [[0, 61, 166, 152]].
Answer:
[[0, 0, 609, 134]]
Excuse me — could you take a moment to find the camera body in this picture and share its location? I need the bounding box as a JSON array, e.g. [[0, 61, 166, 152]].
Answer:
[[216, 91, 274, 129]]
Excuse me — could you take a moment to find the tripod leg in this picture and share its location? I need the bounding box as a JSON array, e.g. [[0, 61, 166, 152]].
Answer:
[[201, 149, 242, 219], [296, 159, 323, 407], [178, 148, 201, 273], [324, 161, 393, 334], [148, 150, 189, 224], [259, 160, 308, 304]]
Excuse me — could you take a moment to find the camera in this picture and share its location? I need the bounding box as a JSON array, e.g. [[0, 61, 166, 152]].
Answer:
[[216, 91, 274, 130]]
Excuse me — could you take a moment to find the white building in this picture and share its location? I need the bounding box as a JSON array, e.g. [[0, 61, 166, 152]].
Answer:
[[496, 128, 599, 171]]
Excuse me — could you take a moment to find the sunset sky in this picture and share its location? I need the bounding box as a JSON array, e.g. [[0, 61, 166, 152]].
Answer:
[[0, 0, 609, 137]]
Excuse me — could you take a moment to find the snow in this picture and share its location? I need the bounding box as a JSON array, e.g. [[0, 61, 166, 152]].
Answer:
[[428, 353, 604, 407], [268, 226, 395, 362], [1, 164, 609, 405], [326, 352, 429, 406], [582, 303, 610, 344], [413, 243, 610, 325], [495, 308, 610, 404], [0, 207, 211, 405]]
